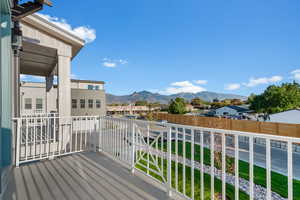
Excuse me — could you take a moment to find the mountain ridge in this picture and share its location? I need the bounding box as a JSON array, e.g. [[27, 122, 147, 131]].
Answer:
[[106, 91, 247, 104]]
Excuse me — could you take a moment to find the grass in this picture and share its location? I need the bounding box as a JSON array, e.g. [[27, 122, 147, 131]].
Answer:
[[135, 152, 249, 200], [154, 139, 300, 199]]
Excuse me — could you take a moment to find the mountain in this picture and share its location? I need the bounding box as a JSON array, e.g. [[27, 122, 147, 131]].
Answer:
[[106, 91, 247, 104]]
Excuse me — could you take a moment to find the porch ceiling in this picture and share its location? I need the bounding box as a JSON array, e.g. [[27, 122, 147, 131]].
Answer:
[[20, 41, 57, 76]]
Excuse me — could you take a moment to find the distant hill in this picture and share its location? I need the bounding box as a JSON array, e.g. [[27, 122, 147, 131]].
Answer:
[[106, 91, 247, 104]]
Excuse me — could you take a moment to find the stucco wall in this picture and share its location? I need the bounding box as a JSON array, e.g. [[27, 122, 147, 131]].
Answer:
[[71, 89, 106, 116]]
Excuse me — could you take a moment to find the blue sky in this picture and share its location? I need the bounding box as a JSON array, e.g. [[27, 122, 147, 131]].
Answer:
[[25, 0, 300, 96]]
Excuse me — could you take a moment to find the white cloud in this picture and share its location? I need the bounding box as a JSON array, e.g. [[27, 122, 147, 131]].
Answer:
[[36, 13, 96, 43], [171, 81, 193, 87], [225, 83, 241, 90], [103, 62, 117, 68], [291, 69, 300, 80], [102, 58, 128, 68], [160, 81, 206, 95], [243, 76, 283, 87], [194, 80, 208, 85]]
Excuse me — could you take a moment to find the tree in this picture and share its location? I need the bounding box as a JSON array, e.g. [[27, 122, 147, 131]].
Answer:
[[135, 100, 148, 106], [249, 82, 300, 114], [191, 98, 205, 106], [168, 98, 187, 114]]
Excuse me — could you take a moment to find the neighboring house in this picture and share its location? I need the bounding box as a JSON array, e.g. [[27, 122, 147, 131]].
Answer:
[[215, 105, 250, 116], [20, 79, 106, 116], [107, 105, 160, 115], [268, 109, 300, 124]]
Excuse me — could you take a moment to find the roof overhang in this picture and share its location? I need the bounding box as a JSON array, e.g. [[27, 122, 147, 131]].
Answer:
[[20, 41, 57, 76], [21, 13, 85, 59]]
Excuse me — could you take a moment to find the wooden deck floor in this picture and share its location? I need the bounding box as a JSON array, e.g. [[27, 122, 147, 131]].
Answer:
[[4, 152, 170, 200]]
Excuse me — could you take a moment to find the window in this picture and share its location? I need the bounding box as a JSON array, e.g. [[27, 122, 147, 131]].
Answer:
[[88, 85, 94, 90], [25, 98, 32, 110], [72, 99, 77, 109], [80, 99, 85, 108], [36, 98, 43, 110], [95, 85, 99, 90], [96, 99, 101, 108], [88, 99, 93, 108], [56, 99, 58, 109]]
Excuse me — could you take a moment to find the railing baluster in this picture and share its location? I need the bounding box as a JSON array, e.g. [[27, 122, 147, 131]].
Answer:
[[235, 135, 239, 200], [191, 129, 195, 199], [175, 127, 178, 192], [39, 117, 42, 159], [25, 118, 29, 161], [200, 131, 204, 200], [131, 121, 135, 173], [249, 136, 254, 200], [287, 140, 293, 200], [15, 119, 21, 167], [147, 124, 150, 174], [222, 133, 226, 200], [266, 138, 271, 200], [211, 132, 215, 200], [183, 128, 186, 195], [53, 116, 56, 156], [85, 116, 88, 149], [167, 126, 172, 197]]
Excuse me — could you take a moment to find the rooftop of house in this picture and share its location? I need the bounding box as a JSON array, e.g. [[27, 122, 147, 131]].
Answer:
[[71, 79, 105, 84]]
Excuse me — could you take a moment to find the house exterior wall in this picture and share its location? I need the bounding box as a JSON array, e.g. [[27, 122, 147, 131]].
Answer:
[[215, 107, 238, 116], [20, 81, 106, 117], [20, 82, 58, 115], [269, 110, 300, 124], [71, 88, 106, 116]]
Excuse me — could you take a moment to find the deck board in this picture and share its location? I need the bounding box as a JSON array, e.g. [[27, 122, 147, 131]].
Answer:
[[4, 152, 170, 200]]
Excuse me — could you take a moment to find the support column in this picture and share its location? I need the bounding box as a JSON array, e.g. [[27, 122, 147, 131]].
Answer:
[[46, 74, 54, 113], [57, 55, 71, 153], [58, 55, 71, 117], [0, 6, 12, 195]]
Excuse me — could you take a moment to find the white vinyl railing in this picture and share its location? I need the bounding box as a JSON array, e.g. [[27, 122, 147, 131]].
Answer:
[[14, 116, 300, 200]]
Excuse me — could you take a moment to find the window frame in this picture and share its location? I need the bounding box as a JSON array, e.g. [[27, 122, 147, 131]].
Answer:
[[96, 99, 101, 108], [72, 99, 77, 109], [25, 98, 32, 110], [80, 99, 85, 109]]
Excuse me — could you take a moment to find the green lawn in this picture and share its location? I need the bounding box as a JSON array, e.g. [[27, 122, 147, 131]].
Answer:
[[154, 140, 300, 199], [135, 153, 249, 200]]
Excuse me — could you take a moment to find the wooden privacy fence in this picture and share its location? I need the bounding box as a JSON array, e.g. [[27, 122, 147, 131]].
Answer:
[[153, 113, 300, 138]]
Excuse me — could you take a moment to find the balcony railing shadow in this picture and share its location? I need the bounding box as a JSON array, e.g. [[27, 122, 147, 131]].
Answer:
[[3, 151, 170, 200]]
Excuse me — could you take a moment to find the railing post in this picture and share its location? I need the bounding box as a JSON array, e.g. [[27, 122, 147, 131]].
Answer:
[[98, 116, 102, 152], [15, 118, 21, 167], [131, 121, 135, 174], [167, 126, 172, 197]]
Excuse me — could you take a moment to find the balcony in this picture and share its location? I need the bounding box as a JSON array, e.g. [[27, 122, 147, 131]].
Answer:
[[4, 116, 300, 200]]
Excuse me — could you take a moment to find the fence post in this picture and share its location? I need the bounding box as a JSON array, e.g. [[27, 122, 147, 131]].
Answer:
[[167, 125, 172, 197], [15, 119, 21, 167], [131, 121, 135, 174]]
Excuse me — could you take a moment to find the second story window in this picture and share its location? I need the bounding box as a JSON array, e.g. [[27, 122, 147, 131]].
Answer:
[[80, 99, 85, 108], [88, 99, 93, 108], [72, 99, 77, 109], [25, 98, 32, 110], [88, 85, 94, 90], [96, 99, 101, 108], [36, 98, 43, 110]]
